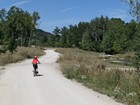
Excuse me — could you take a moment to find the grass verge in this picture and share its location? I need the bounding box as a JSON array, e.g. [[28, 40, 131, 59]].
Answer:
[[56, 48, 140, 105], [0, 46, 45, 66]]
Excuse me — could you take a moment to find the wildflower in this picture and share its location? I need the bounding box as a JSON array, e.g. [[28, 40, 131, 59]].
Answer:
[[114, 86, 120, 94], [127, 92, 137, 97]]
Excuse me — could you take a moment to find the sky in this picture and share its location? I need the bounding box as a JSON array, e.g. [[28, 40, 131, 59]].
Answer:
[[0, 0, 133, 33]]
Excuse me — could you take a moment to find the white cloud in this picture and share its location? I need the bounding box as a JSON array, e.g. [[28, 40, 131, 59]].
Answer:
[[58, 7, 76, 13], [6, 0, 31, 9], [12, 0, 31, 6], [6, 0, 31, 10]]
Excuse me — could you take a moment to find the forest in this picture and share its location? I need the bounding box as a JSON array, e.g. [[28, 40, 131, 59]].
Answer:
[[47, 17, 140, 55], [0, 6, 140, 55], [0, 5, 140, 68]]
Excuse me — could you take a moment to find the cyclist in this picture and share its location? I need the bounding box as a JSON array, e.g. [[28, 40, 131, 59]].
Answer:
[[32, 56, 40, 76]]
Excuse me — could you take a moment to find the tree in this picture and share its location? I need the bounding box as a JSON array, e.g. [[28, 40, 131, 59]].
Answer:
[[122, 0, 140, 22], [47, 35, 56, 47], [32, 11, 40, 26], [6, 6, 21, 53], [32, 11, 40, 46], [89, 16, 108, 52], [0, 9, 6, 22], [124, 20, 137, 50], [60, 27, 69, 47], [0, 9, 6, 44], [122, 0, 140, 66], [101, 18, 126, 54], [68, 25, 80, 47], [60, 25, 77, 47], [22, 12, 34, 46], [0, 6, 39, 53], [52, 26, 61, 46], [81, 27, 94, 51], [77, 22, 89, 48]]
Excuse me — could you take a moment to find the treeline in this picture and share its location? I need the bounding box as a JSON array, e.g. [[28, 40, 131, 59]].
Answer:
[[0, 6, 40, 53], [48, 16, 140, 55], [1, 6, 140, 56]]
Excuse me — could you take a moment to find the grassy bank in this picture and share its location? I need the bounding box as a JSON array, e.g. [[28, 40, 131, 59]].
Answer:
[[56, 48, 140, 105], [0, 47, 45, 66]]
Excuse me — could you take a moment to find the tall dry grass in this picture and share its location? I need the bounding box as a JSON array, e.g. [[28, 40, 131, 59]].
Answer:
[[56, 48, 140, 105], [0, 47, 45, 66]]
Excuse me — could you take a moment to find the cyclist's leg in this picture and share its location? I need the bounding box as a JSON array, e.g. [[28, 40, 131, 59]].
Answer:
[[33, 64, 37, 76]]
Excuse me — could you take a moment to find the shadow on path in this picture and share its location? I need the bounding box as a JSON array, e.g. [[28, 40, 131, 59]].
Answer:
[[36, 74, 43, 77]]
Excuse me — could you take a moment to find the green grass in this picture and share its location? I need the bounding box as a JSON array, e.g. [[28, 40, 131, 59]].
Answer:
[[56, 48, 140, 105], [0, 46, 45, 66]]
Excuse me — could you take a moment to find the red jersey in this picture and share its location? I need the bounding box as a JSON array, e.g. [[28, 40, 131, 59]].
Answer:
[[32, 58, 39, 64]]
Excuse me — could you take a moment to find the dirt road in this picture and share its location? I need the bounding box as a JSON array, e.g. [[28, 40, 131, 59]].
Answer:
[[0, 50, 124, 105]]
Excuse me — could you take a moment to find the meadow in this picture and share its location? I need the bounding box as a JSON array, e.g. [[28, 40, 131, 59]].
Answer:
[[56, 48, 140, 105]]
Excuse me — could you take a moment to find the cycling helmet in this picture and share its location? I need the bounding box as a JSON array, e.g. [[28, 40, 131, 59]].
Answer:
[[34, 56, 37, 59]]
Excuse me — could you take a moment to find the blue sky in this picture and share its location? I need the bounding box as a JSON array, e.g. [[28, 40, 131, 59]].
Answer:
[[0, 0, 133, 33]]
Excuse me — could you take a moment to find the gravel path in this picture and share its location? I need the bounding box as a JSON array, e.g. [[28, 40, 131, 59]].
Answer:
[[0, 50, 124, 105]]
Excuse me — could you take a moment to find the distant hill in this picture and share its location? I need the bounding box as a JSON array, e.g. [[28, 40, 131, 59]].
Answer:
[[36, 29, 52, 38], [32, 29, 53, 46]]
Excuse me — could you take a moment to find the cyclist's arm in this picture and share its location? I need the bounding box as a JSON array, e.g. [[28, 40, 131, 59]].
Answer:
[[37, 59, 40, 63]]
